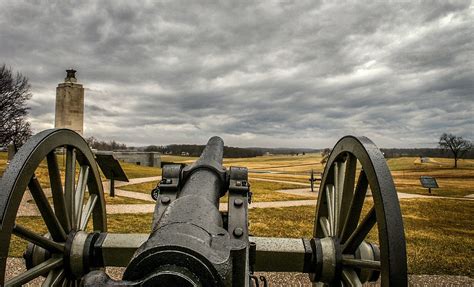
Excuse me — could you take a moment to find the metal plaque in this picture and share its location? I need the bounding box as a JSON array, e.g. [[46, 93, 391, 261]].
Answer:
[[419, 176, 438, 189], [95, 152, 129, 182]]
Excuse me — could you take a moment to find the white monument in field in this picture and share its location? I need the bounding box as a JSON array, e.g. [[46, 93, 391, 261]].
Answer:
[[54, 69, 84, 135]]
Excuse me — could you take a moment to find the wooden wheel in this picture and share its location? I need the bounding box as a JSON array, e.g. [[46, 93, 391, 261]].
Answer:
[[0, 129, 107, 286], [312, 136, 407, 286]]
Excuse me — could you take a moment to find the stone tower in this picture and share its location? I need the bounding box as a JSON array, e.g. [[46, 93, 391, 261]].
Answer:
[[55, 69, 84, 135]]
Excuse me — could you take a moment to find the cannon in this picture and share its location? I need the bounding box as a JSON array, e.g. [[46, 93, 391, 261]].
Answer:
[[0, 129, 407, 286]]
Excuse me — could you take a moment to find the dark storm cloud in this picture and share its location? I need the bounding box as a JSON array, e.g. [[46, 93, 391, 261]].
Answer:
[[0, 0, 472, 148]]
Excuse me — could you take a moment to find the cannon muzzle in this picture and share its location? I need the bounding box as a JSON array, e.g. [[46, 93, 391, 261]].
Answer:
[[120, 136, 236, 286]]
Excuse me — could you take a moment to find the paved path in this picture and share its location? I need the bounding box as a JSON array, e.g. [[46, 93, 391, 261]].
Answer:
[[114, 176, 161, 187], [251, 177, 312, 186]]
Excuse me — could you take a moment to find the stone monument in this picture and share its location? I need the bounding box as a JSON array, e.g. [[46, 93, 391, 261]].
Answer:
[[54, 69, 84, 135]]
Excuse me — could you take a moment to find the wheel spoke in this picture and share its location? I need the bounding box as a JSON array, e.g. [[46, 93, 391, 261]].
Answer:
[[338, 153, 357, 237], [342, 268, 363, 287], [331, 185, 337, 236], [42, 268, 65, 287], [75, 165, 89, 227], [319, 217, 330, 237], [343, 206, 376, 254], [28, 176, 67, 241], [4, 257, 62, 286], [13, 224, 64, 253], [334, 162, 342, 236], [80, 193, 98, 230], [341, 170, 369, 243], [47, 151, 71, 232], [65, 146, 76, 229], [342, 258, 381, 270], [325, 185, 334, 236]]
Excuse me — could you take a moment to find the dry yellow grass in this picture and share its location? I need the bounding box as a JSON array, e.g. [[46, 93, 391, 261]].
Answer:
[[4, 151, 473, 198], [388, 158, 474, 197], [118, 162, 161, 179], [119, 181, 157, 194], [25, 192, 148, 206], [247, 198, 473, 276], [0, 152, 7, 176], [9, 198, 472, 276]]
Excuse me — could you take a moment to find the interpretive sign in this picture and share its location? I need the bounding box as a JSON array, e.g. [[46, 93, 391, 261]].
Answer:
[[420, 176, 438, 194], [95, 151, 129, 196]]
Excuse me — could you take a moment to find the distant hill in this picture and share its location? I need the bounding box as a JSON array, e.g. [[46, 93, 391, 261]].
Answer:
[[120, 140, 474, 160], [245, 147, 320, 155], [143, 144, 263, 158], [381, 148, 474, 159], [141, 144, 320, 158]]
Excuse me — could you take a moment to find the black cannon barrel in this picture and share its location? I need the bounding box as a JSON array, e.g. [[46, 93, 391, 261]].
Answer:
[[178, 136, 225, 207], [118, 136, 232, 286], [196, 136, 224, 166]]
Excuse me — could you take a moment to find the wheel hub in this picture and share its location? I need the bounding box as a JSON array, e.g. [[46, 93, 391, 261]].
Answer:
[[64, 230, 98, 279], [310, 238, 381, 284]]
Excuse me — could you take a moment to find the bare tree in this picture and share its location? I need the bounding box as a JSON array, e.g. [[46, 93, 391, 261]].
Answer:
[[0, 64, 32, 147], [439, 133, 472, 168], [320, 148, 331, 164]]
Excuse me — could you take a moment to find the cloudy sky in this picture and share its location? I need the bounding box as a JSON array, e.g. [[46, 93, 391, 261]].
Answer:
[[1, 1, 472, 148]]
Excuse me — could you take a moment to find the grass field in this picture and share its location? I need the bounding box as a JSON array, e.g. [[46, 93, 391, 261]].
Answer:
[[25, 193, 149, 206], [3, 151, 472, 198], [9, 198, 473, 276]]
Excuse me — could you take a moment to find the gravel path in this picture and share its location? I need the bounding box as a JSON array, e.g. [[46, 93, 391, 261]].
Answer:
[[5, 258, 473, 286]]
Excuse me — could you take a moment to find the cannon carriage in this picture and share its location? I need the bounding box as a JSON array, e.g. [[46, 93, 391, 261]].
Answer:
[[0, 129, 407, 286]]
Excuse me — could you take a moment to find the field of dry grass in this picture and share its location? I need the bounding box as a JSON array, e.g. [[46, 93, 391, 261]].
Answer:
[[388, 158, 474, 197], [248, 198, 473, 276], [9, 198, 472, 276], [4, 150, 471, 198]]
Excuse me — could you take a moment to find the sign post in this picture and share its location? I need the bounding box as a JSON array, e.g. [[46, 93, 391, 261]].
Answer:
[[419, 176, 439, 194], [308, 169, 321, 192], [95, 152, 129, 197]]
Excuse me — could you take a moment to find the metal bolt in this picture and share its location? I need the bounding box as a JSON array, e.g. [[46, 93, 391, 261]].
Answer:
[[234, 198, 243, 207], [161, 196, 171, 204], [233, 227, 243, 237]]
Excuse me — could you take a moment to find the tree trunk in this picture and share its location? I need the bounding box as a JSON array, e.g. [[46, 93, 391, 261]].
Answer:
[[454, 155, 458, 168]]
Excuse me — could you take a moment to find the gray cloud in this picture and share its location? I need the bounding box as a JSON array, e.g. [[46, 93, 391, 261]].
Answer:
[[0, 0, 472, 148]]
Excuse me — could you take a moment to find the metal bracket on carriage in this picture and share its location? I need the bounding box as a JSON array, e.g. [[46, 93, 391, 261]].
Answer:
[[151, 164, 183, 226]]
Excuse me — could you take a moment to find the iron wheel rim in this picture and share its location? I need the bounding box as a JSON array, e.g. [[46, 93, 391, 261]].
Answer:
[[313, 136, 407, 286], [0, 129, 107, 286]]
